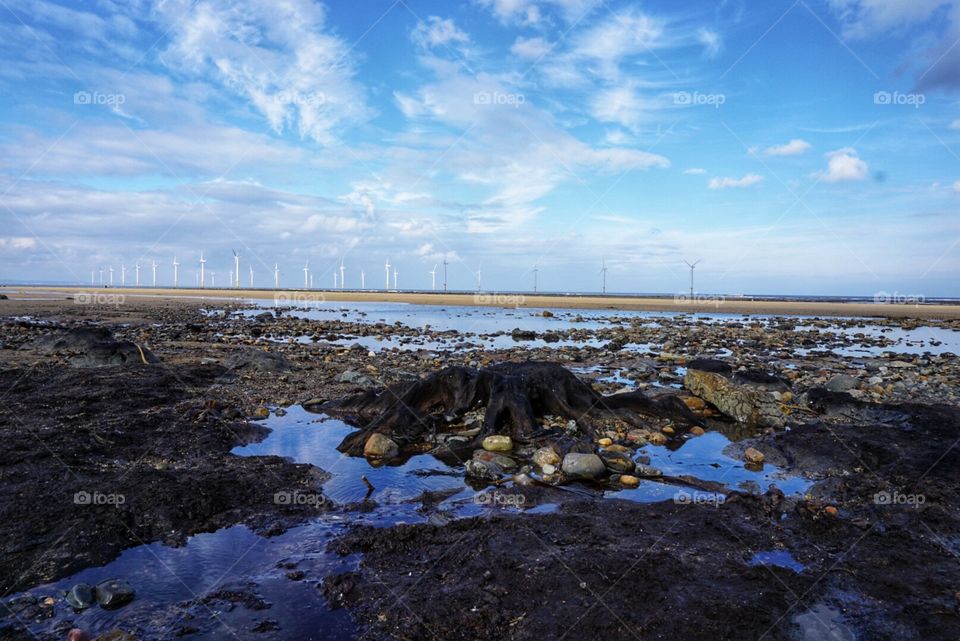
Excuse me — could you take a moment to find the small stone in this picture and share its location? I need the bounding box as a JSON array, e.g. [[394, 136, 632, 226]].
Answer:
[[252, 406, 270, 419], [67, 630, 91, 641], [599, 450, 635, 474], [619, 474, 640, 488], [541, 463, 556, 475], [363, 433, 399, 459], [825, 374, 859, 392], [473, 450, 517, 471], [648, 432, 668, 445], [65, 583, 96, 610], [532, 447, 561, 468], [597, 437, 614, 447], [682, 396, 706, 411], [604, 444, 631, 454], [662, 426, 675, 435], [780, 391, 794, 403], [744, 447, 765, 464], [275, 408, 287, 417], [95, 579, 135, 610], [824, 505, 838, 517], [542, 310, 554, 317], [482, 435, 513, 452], [635, 464, 662, 477], [561, 453, 607, 479], [690, 426, 705, 436]]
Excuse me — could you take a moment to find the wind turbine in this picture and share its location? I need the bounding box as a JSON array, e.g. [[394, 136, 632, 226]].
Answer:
[[429, 264, 437, 291], [384, 259, 391, 290], [108, 267, 114, 287], [135, 262, 141, 287], [476, 262, 482, 292], [120, 263, 126, 287], [339, 258, 345, 290], [172, 257, 179, 288], [249, 264, 254, 288], [683, 259, 701, 298], [303, 261, 309, 289], [600, 258, 608, 294], [199, 251, 206, 288], [233, 250, 240, 289], [273, 263, 279, 288], [360, 269, 365, 289], [151, 260, 157, 287], [533, 264, 538, 293], [393, 267, 398, 291]]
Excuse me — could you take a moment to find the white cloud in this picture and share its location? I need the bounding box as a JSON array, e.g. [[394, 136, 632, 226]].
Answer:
[[510, 36, 553, 60], [708, 174, 764, 189], [826, 0, 951, 38], [698, 28, 721, 57], [0, 237, 38, 251], [763, 138, 811, 156], [953, 179, 960, 193], [683, 168, 706, 175], [817, 147, 869, 183], [476, 0, 602, 25], [951, 120, 960, 130], [412, 16, 469, 49], [590, 85, 651, 130], [158, 0, 369, 145]]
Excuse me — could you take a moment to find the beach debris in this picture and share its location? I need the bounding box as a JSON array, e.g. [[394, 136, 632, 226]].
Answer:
[[684, 361, 793, 428]]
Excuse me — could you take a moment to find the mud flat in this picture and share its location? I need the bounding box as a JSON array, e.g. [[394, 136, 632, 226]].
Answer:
[[1, 295, 958, 640], [5, 285, 960, 319]]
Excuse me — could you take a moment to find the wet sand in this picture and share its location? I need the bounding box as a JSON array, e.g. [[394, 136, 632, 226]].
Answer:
[[4, 285, 959, 319]]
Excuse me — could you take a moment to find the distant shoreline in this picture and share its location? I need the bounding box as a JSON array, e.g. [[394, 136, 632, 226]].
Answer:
[[4, 285, 960, 320]]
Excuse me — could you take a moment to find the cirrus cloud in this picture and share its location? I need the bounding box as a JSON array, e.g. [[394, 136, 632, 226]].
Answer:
[[708, 174, 763, 189]]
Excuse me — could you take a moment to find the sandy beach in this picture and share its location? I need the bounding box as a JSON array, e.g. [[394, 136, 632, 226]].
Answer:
[[4, 285, 959, 319]]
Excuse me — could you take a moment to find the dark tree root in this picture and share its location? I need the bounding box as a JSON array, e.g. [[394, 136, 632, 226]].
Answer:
[[310, 361, 702, 456]]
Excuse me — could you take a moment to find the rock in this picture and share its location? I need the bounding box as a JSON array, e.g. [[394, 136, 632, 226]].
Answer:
[[473, 450, 517, 472], [689, 426, 705, 436], [337, 370, 374, 386], [825, 375, 859, 392], [684, 368, 789, 428], [67, 630, 91, 641], [95, 579, 135, 610], [824, 506, 839, 517], [662, 426, 675, 435], [224, 348, 290, 372], [744, 447, 765, 464], [597, 437, 614, 447], [619, 474, 640, 488], [532, 447, 560, 468], [465, 458, 504, 481], [635, 464, 662, 477], [648, 432, 668, 446], [541, 310, 554, 317], [482, 435, 513, 452], [31, 327, 159, 368], [561, 453, 606, 479], [541, 464, 557, 475], [682, 396, 707, 411], [599, 450, 635, 473], [252, 406, 270, 419], [510, 328, 537, 341], [65, 583, 96, 610], [363, 433, 399, 459]]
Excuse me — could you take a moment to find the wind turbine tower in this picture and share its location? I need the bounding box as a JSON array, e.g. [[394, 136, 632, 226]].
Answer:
[[274, 263, 279, 288], [683, 259, 701, 298], [121, 263, 126, 287], [249, 264, 254, 288], [600, 258, 608, 294], [199, 252, 206, 288], [151, 260, 157, 287], [361, 269, 365, 289], [476, 263, 482, 292], [108, 267, 114, 287], [172, 257, 179, 288], [135, 262, 141, 287], [393, 268, 398, 291], [233, 250, 240, 288], [429, 264, 437, 291], [384, 259, 391, 290], [303, 261, 309, 289]]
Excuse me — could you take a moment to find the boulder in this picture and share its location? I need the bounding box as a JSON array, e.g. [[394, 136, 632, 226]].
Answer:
[[363, 433, 399, 459], [561, 453, 606, 479], [684, 368, 791, 428]]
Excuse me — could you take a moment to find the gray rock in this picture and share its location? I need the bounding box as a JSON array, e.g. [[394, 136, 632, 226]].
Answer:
[[224, 348, 290, 372], [599, 450, 635, 474], [825, 375, 859, 392], [561, 453, 607, 479], [95, 579, 135, 610], [336, 370, 375, 386], [65, 583, 96, 610], [465, 458, 504, 481]]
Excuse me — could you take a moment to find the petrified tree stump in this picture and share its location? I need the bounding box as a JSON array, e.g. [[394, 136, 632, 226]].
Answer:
[[311, 361, 701, 456]]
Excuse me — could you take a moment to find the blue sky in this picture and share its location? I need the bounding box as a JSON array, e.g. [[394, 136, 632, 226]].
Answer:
[[0, 0, 958, 295]]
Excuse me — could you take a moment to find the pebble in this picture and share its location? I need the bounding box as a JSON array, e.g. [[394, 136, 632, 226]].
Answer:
[[363, 433, 399, 459], [541, 463, 556, 475], [662, 426, 675, 435], [599, 450, 635, 473], [482, 435, 513, 452], [619, 474, 640, 488], [252, 406, 270, 419], [65, 583, 96, 610], [682, 396, 706, 411], [689, 426, 705, 436], [744, 447, 765, 464], [635, 464, 662, 477], [532, 447, 561, 468], [597, 437, 614, 447], [824, 506, 839, 517], [95, 579, 135, 610], [648, 433, 668, 446], [561, 453, 607, 479]]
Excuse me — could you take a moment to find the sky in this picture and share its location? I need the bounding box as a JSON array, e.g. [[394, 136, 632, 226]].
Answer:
[[0, 0, 958, 296]]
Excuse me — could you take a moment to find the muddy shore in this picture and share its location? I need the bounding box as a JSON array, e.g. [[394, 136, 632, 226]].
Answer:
[[1, 294, 959, 640]]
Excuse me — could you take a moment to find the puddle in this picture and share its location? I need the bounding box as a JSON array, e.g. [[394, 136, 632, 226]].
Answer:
[[749, 549, 805, 572]]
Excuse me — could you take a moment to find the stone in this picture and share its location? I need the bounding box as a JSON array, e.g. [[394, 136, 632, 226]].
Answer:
[[541, 464, 556, 475], [482, 435, 513, 452], [682, 396, 706, 411], [619, 474, 640, 488], [465, 458, 504, 481], [825, 375, 859, 392], [689, 426, 705, 436], [635, 464, 662, 477], [597, 437, 614, 447], [337, 370, 374, 386], [824, 505, 839, 517], [604, 444, 631, 454], [65, 583, 96, 610], [67, 630, 91, 641], [252, 406, 270, 419], [685, 368, 789, 428], [542, 310, 554, 317], [473, 450, 517, 471], [94, 579, 135, 609], [363, 433, 399, 459], [662, 426, 675, 435], [599, 450, 635, 474], [744, 447, 765, 464], [648, 432, 668, 446], [532, 447, 561, 468], [561, 453, 607, 479]]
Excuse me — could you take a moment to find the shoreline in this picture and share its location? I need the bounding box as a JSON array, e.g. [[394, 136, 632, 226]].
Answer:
[[4, 285, 960, 320], [0, 286, 960, 320]]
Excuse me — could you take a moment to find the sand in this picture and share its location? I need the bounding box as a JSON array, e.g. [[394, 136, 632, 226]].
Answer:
[[3, 285, 959, 320]]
